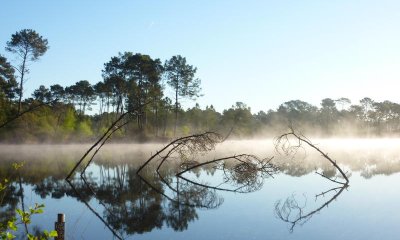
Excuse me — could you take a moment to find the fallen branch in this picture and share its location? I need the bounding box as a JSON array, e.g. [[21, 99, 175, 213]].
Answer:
[[136, 132, 222, 173], [65, 111, 131, 180], [176, 154, 277, 193], [275, 127, 349, 185]]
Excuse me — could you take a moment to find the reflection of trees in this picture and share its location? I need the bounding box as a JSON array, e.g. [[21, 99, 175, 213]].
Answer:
[[165, 201, 197, 231], [137, 168, 222, 231], [72, 151, 276, 237], [33, 177, 72, 199], [98, 167, 165, 235], [165, 179, 199, 231], [9, 129, 400, 240], [1, 140, 355, 238], [65, 130, 277, 238], [0, 184, 19, 228], [67, 162, 221, 238], [134, 134, 279, 234]]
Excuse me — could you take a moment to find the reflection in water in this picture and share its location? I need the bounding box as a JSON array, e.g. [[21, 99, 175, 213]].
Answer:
[[65, 132, 278, 239], [66, 152, 278, 239], [275, 185, 348, 232], [0, 183, 19, 230], [274, 129, 349, 232], [3, 139, 400, 238]]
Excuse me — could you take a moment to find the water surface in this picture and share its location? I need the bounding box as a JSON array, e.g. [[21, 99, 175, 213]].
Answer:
[[1, 139, 399, 239]]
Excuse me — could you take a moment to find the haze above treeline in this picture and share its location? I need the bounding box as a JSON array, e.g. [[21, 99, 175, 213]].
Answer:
[[1, 29, 400, 143]]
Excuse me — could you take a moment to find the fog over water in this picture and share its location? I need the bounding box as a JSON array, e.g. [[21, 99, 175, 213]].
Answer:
[[2, 138, 399, 157], [1, 138, 400, 239], [1, 138, 399, 177]]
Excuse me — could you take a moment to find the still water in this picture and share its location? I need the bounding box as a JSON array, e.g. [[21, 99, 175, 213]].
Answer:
[[0, 139, 399, 239]]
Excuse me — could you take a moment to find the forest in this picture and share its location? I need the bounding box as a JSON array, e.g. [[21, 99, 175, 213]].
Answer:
[[1, 29, 400, 143]]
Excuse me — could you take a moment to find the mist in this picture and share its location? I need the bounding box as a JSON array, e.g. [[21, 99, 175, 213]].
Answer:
[[1, 137, 400, 179]]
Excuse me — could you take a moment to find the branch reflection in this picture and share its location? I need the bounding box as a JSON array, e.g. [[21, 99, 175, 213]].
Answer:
[[275, 184, 348, 232]]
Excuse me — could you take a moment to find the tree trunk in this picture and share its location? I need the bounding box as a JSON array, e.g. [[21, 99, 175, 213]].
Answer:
[[155, 103, 158, 137], [174, 87, 178, 137], [17, 52, 28, 114]]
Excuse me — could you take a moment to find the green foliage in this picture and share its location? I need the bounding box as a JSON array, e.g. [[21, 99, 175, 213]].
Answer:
[[61, 107, 77, 133], [221, 102, 255, 136], [6, 29, 48, 61], [0, 164, 57, 240], [0, 55, 17, 102], [3, 40, 400, 141], [165, 55, 201, 100], [66, 80, 96, 115], [0, 179, 8, 192], [5, 29, 49, 114], [27, 230, 58, 240], [77, 119, 93, 138], [165, 55, 201, 135], [102, 52, 164, 131], [0, 203, 58, 240]]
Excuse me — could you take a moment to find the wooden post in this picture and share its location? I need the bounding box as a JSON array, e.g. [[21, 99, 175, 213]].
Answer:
[[55, 213, 65, 240]]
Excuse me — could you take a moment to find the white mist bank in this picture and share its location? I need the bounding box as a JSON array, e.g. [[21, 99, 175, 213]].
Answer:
[[1, 138, 400, 156], [1, 138, 400, 171], [0, 138, 400, 179]]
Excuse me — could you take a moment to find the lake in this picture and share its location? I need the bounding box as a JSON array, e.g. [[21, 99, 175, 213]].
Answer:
[[1, 138, 399, 239]]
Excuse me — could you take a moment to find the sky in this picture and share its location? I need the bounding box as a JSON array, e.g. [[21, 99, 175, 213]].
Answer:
[[1, 0, 400, 113]]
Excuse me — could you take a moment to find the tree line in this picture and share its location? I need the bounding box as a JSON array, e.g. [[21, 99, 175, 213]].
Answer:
[[2, 29, 400, 143]]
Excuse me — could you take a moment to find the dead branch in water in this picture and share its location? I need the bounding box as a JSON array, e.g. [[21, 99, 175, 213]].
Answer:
[[275, 127, 349, 185], [137, 131, 278, 194], [136, 131, 223, 174], [65, 111, 131, 180], [80, 120, 130, 176], [66, 100, 152, 180], [176, 154, 278, 193]]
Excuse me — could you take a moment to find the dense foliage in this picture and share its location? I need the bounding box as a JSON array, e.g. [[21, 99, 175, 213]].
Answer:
[[2, 30, 400, 143], [2, 83, 400, 143]]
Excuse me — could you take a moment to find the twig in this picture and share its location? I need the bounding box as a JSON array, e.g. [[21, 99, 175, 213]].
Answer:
[[315, 172, 347, 185]]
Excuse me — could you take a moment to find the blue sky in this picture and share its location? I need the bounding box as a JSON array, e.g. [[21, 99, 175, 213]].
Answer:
[[2, 0, 400, 113]]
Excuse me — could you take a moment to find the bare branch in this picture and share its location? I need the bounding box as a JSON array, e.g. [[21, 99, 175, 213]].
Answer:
[[275, 127, 349, 184], [137, 131, 223, 173]]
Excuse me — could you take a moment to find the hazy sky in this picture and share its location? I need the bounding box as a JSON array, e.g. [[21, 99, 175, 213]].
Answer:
[[1, 0, 400, 113]]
